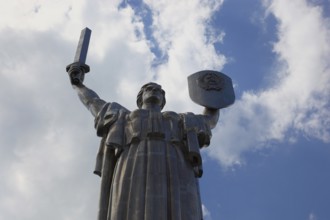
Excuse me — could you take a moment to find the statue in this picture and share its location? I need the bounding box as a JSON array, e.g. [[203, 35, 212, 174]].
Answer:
[[66, 28, 234, 220]]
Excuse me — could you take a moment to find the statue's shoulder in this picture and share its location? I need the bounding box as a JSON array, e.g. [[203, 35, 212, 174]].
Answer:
[[95, 102, 130, 137], [107, 102, 129, 112], [162, 111, 204, 121], [179, 112, 210, 126], [162, 111, 180, 120], [99, 102, 130, 118], [129, 109, 148, 119], [179, 112, 197, 119]]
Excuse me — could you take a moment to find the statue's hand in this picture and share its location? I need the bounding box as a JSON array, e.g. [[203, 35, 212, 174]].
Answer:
[[66, 62, 90, 85]]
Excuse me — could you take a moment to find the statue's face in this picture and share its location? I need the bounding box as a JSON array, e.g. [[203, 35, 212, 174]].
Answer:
[[142, 84, 164, 107]]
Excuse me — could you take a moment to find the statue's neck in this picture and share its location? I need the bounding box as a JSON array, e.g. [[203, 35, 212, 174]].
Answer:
[[141, 103, 161, 112]]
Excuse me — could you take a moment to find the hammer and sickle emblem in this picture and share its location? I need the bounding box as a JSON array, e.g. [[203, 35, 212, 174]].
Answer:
[[197, 72, 224, 91]]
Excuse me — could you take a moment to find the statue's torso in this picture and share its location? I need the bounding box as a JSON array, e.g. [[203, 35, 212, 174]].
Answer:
[[125, 109, 183, 145]]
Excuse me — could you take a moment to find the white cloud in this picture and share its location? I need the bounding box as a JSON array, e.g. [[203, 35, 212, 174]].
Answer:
[[143, 0, 226, 111], [207, 0, 330, 166], [0, 28, 100, 220], [0, 0, 88, 33], [309, 212, 317, 220], [202, 204, 213, 220]]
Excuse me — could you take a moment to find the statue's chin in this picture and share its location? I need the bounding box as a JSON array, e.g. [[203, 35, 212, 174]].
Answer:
[[143, 96, 162, 105]]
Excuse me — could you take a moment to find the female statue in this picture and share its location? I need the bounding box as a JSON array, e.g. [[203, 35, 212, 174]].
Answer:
[[68, 64, 220, 220]]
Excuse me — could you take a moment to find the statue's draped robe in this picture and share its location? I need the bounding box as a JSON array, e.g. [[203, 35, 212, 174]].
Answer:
[[94, 102, 212, 220]]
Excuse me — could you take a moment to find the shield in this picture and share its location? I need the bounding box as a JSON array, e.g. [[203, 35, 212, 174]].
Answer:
[[187, 70, 235, 109]]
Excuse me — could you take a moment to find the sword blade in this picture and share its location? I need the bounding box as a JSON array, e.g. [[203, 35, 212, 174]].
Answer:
[[74, 27, 92, 64]]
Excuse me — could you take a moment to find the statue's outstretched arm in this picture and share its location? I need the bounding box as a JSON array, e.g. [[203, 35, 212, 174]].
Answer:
[[203, 108, 219, 129], [67, 64, 106, 117], [73, 84, 107, 117]]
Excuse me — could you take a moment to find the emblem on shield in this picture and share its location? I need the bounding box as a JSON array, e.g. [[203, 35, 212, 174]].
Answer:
[[188, 70, 235, 109]]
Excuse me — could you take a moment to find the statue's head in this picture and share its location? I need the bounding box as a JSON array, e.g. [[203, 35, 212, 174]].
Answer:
[[137, 82, 166, 110]]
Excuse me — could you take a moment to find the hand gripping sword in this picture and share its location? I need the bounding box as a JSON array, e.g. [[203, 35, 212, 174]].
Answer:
[[66, 27, 92, 85]]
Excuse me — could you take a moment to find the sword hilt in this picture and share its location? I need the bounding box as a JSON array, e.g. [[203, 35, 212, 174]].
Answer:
[[66, 62, 90, 85]]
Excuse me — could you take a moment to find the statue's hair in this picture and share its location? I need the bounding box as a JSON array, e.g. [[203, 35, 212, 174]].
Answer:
[[136, 82, 166, 109]]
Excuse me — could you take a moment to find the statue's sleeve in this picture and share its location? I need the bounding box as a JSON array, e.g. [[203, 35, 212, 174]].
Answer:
[[196, 114, 212, 147], [94, 102, 129, 137], [93, 102, 129, 177], [181, 113, 212, 178], [182, 113, 212, 147]]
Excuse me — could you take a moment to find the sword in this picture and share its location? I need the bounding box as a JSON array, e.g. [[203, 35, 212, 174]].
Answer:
[[66, 27, 92, 85]]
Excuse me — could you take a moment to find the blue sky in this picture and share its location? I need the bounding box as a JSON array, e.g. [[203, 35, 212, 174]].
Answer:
[[0, 0, 329, 220]]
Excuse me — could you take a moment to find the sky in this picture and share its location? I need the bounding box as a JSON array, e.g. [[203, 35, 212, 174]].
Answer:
[[0, 0, 329, 220]]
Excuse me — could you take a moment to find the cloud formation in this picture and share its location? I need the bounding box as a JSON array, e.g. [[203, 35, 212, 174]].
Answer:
[[309, 212, 317, 220], [202, 204, 212, 220], [208, 0, 330, 166], [139, 0, 226, 111]]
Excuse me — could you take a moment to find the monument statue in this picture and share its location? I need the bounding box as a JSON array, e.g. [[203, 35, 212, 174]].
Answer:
[[66, 28, 235, 220]]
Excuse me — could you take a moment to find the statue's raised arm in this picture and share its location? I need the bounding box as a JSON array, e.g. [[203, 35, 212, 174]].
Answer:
[[203, 107, 219, 129], [67, 64, 106, 117]]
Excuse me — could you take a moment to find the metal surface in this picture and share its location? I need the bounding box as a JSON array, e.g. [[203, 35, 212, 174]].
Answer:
[[74, 27, 91, 64], [66, 27, 92, 85], [188, 70, 235, 109]]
